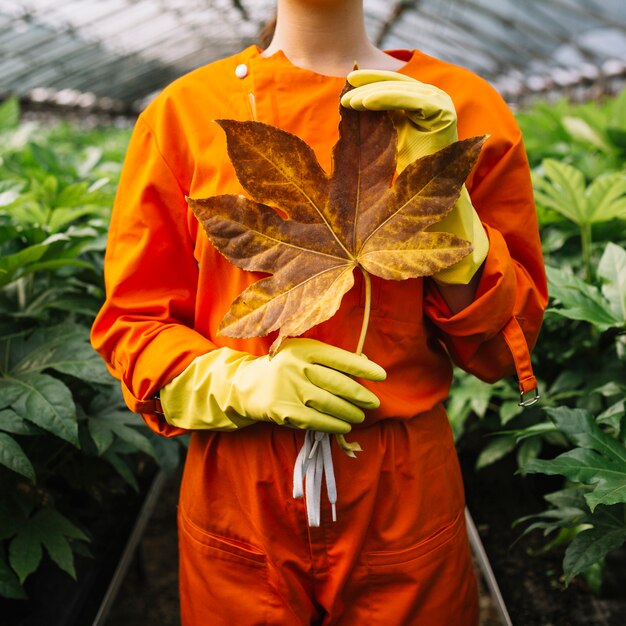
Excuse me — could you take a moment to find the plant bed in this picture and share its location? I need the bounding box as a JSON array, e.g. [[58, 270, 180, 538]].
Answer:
[[458, 426, 626, 626], [0, 461, 163, 626]]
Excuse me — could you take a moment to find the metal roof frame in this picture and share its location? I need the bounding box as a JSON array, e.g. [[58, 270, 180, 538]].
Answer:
[[0, 0, 624, 112]]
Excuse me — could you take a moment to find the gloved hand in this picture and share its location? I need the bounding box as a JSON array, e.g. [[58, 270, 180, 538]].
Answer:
[[160, 338, 386, 434], [341, 69, 489, 285]]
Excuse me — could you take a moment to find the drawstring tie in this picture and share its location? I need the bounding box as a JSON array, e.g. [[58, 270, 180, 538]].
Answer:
[[293, 430, 337, 527]]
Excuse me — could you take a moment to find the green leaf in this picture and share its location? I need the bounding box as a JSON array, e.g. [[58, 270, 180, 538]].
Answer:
[[561, 116, 611, 152], [9, 528, 42, 584], [533, 160, 587, 225], [87, 419, 115, 455], [475, 435, 517, 470], [524, 448, 625, 501], [35, 508, 88, 542], [9, 324, 89, 373], [16, 258, 93, 278], [0, 234, 71, 288], [87, 413, 155, 458], [52, 181, 91, 207], [0, 408, 40, 435], [514, 486, 626, 587], [0, 433, 35, 481], [546, 265, 620, 331], [35, 509, 87, 579], [38, 293, 104, 318], [505, 421, 557, 442], [523, 407, 626, 511], [597, 399, 625, 433], [512, 487, 589, 545], [543, 487, 589, 512], [592, 381, 625, 398], [41, 532, 76, 579], [0, 380, 26, 409], [499, 400, 523, 425], [597, 242, 626, 325], [47, 206, 105, 233], [446, 372, 498, 439], [11, 329, 111, 385], [0, 181, 22, 208], [79, 148, 104, 178], [7, 508, 87, 585], [545, 407, 626, 464], [7, 372, 78, 445], [43, 342, 111, 384], [1, 195, 48, 227], [586, 173, 626, 223], [563, 523, 626, 584], [108, 422, 155, 457], [0, 550, 27, 600], [516, 436, 542, 469]]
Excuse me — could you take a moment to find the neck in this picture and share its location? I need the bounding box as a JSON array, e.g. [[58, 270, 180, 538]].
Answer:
[[262, 0, 398, 76]]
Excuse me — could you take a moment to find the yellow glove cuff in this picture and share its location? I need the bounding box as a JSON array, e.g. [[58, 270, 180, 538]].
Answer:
[[160, 348, 256, 431], [430, 186, 489, 285]]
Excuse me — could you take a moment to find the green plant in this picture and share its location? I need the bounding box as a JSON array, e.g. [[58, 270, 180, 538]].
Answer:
[[514, 407, 626, 591], [504, 239, 626, 589], [0, 99, 182, 600], [516, 89, 626, 178], [447, 88, 626, 591], [533, 160, 626, 281]]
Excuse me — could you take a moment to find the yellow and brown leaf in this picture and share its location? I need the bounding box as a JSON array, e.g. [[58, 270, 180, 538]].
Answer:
[[188, 96, 484, 350]]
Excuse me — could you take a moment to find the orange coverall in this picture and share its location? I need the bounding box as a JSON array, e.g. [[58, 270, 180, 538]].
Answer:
[[91, 45, 547, 625]]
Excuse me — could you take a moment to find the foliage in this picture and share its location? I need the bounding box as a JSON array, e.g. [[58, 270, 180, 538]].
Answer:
[[0, 99, 183, 600], [510, 235, 626, 588], [533, 160, 626, 282], [447, 87, 626, 591], [522, 408, 626, 513], [516, 89, 626, 178], [190, 114, 481, 353], [515, 407, 626, 588]]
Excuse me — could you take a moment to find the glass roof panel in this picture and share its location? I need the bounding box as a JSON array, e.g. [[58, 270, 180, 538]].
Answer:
[[0, 0, 623, 110]]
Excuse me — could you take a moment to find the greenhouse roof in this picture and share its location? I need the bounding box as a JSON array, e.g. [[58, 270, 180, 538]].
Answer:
[[1, 0, 625, 113]]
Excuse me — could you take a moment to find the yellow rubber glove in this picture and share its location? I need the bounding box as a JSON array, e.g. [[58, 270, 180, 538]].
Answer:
[[160, 338, 386, 434], [341, 69, 489, 285]]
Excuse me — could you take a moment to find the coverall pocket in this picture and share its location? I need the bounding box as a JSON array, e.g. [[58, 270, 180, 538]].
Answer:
[[178, 506, 273, 626], [364, 511, 479, 626], [365, 509, 462, 567]]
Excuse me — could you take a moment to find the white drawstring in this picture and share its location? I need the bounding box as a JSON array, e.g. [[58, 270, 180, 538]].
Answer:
[[293, 430, 337, 526]]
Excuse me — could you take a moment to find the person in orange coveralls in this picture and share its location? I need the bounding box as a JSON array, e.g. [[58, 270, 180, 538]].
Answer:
[[91, 0, 547, 624]]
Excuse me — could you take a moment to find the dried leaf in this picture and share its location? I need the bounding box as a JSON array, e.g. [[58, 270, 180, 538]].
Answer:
[[189, 96, 484, 352]]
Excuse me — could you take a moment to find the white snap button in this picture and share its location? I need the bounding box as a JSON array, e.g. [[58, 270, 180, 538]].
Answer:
[[235, 64, 248, 79]]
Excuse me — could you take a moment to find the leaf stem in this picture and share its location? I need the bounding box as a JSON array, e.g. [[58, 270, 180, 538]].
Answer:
[[16, 277, 27, 311], [336, 267, 373, 458], [356, 267, 371, 355]]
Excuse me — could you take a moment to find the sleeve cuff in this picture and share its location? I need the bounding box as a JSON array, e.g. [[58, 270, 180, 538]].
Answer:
[[114, 325, 216, 436], [424, 223, 517, 341]]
